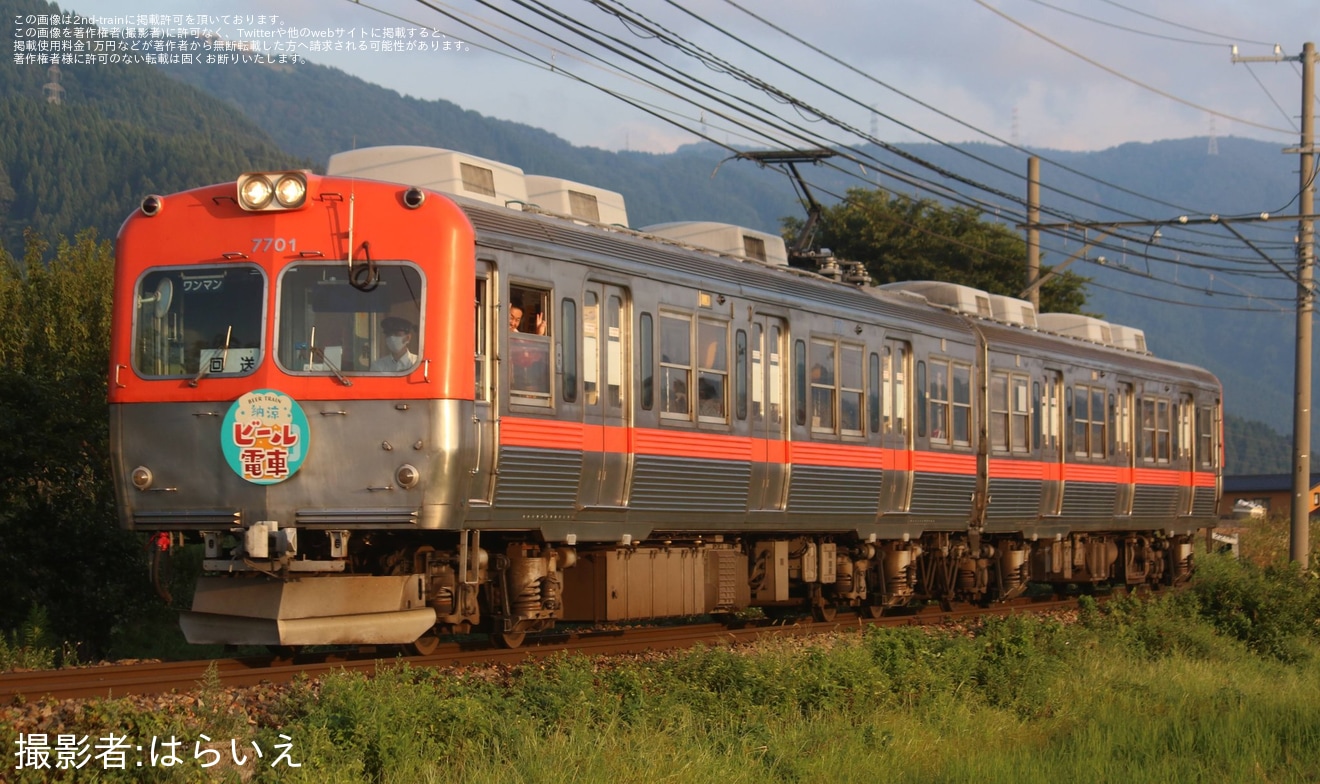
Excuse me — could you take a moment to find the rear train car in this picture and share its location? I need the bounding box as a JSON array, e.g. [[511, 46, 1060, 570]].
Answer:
[[108, 146, 1221, 650]]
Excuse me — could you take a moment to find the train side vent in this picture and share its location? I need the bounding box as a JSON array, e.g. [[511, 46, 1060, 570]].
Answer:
[[524, 175, 629, 227], [640, 221, 788, 265], [326, 145, 529, 208], [878, 281, 994, 318], [1037, 313, 1115, 345], [1108, 324, 1149, 353]]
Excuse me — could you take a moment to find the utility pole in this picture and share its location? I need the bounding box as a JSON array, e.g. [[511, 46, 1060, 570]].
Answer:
[[1026, 156, 1041, 310], [1234, 43, 1317, 567]]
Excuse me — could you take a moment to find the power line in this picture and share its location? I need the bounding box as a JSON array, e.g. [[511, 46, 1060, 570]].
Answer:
[[972, 0, 1295, 135]]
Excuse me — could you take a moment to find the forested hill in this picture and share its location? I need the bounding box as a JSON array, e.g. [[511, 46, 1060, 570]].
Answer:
[[153, 59, 797, 233], [0, 0, 306, 255]]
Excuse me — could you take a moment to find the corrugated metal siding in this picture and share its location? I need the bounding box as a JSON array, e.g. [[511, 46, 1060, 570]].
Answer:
[[1192, 487, 1217, 517], [986, 478, 1041, 520], [494, 446, 582, 508], [1061, 482, 1118, 518], [910, 473, 975, 517], [786, 465, 882, 515], [631, 455, 751, 512], [1131, 486, 1178, 517]]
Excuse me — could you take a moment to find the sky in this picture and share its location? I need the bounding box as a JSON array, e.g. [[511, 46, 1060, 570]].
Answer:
[[40, 0, 1320, 154]]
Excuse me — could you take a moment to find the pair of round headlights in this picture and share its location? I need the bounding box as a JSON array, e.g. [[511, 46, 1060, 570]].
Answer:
[[237, 172, 307, 211]]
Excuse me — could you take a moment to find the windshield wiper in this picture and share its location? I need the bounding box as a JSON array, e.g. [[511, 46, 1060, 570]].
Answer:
[[302, 327, 352, 387], [189, 325, 232, 388]]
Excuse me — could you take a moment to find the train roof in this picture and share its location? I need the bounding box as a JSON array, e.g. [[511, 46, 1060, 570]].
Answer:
[[316, 145, 1213, 388]]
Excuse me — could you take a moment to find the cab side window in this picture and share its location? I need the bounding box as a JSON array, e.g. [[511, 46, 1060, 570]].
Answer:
[[509, 284, 551, 404]]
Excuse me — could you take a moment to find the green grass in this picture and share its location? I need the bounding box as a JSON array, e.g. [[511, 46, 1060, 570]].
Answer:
[[7, 548, 1320, 782]]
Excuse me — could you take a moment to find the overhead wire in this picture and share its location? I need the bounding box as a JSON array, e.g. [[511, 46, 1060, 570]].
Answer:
[[1095, 0, 1280, 47], [606, 0, 1300, 268], [707, 0, 1304, 249], [1019, 0, 1235, 47], [971, 0, 1294, 135], [360, 0, 1301, 306]]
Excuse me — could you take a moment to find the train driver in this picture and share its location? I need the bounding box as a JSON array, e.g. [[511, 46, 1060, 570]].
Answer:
[[370, 316, 418, 372]]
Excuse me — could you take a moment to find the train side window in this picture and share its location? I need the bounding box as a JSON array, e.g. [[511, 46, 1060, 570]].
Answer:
[[560, 298, 576, 404], [475, 278, 488, 401], [1156, 398, 1171, 463], [915, 361, 927, 438], [735, 329, 748, 421], [1197, 404, 1215, 468], [135, 265, 266, 378], [697, 319, 728, 422], [508, 284, 552, 404], [951, 362, 971, 446], [885, 340, 910, 438], [1092, 388, 1107, 459], [1032, 381, 1042, 451], [927, 359, 949, 444], [1011, 376, 1030, 453], [991, 372, 1030, 453], [840, 344, 864, 436], [1072, 384, 1106, 459], [583, 291, 599, 405], [606, 294, 624, 411], [660, 313, 692, 419], [810, 339, 836, 433], [639, 313, 654, 411], [1139, 397, 1156, 462], [1115, 386, 1133, 457], [752, 325, 764, 421], [769, 326, 784, 426], [990, 372, 1009, 452], [794, 339, 807, 427], [868, 352, 881, 435]]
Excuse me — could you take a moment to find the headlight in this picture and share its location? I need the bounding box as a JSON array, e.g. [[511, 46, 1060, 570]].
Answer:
[[238, 175, 274, 210], [237, 172, 308, 211], [274, 174, 307, 208], [131, 466, 153, 490]]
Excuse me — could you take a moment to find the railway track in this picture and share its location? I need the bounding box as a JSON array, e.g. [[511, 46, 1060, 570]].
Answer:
[[0, 594, 1086, 704]]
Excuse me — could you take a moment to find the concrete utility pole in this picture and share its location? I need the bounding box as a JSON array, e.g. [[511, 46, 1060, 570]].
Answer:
[[1235, 43, 1317, 567], [1294, 43, 1316, 567], [1026, 156, 1041, 310]]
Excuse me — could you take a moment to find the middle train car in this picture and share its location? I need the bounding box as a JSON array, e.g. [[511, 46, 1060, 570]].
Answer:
[[111, 146, 1221, 649]]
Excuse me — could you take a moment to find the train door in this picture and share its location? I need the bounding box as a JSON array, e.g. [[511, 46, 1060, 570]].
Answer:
[[879, 338, 913, 512], [1177, 392, 1195, 515], [1114, 382, 1134, 515], [748, 317, 788, 511], [469, 265, 495, 505], [1039, 369, 1064, 516], [579, 283, 630, 508]]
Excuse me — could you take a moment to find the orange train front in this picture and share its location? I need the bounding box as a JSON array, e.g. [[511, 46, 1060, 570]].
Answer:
[[109, 146, 1221, 650]]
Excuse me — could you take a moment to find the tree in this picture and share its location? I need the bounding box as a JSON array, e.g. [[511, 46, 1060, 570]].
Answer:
[[0, 230, 151, 656], [785, 188, 1089, 314]]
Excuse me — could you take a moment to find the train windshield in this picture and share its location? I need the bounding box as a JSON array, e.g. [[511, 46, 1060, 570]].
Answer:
[[276, 262, 424, 375], [132, 265, 266, 379]]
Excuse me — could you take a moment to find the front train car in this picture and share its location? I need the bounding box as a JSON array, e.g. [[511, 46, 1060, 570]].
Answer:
[[109, 171, 476, 648]]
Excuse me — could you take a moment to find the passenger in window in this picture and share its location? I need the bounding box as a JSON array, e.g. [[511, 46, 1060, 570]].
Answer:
[[668, 378, 689, 415], [698, 378, 724, 418], [371, 316, 417, 372], [509, 304, 546, 335]]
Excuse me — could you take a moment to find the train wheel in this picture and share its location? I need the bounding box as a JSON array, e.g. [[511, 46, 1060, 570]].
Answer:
[[811, 604, 838, 623], [493, 631, 526, 649], [408, 633, 440, 656]]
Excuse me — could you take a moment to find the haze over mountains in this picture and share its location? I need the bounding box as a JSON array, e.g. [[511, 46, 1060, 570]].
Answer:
[[1, 0, 1306, 473]]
